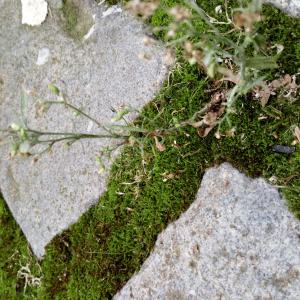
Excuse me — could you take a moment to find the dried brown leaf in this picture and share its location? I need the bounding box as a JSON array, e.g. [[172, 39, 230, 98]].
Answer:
[[282, 74, 292, 86], [211, 91, 225, 104], [259, 86, 271, 107], [154, 136, 166, 152], [126, 0, 159, 19], [271, 79, 282, 89], [233, 12, 262, 32], [169, 6, 191, 21], [294, 126, 300, 142], [197, 126, 215, 137], [203, 111, 218, 126], [271, 74, 298, 91], [191, 120, 203, 128]]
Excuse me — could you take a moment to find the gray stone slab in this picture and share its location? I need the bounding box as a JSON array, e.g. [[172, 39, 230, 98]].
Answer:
[[114, 163, 300, 300], [264, 0, 300, 17], [0, 0, 167, 258]]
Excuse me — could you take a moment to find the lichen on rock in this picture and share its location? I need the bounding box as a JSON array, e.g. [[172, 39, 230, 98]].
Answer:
[[21, 0, 48, 26], [114, 163, 300, 300], [60, 0, 94, 40]]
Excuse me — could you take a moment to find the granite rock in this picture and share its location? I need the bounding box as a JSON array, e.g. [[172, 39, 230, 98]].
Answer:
[[0, 0, 167, 258], [264, 0, 300, 17], [114, 163, 300, 300], [21, 0, 48, 26]]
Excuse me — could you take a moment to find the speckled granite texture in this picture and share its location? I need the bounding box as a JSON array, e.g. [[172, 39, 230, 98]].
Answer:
[[114, 163, 300, 300], [0, 0, 167, 258], [265, 0, 300, 17]]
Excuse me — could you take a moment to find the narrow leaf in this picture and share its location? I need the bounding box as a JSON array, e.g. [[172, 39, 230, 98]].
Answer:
[[245, 56, 278, 70], [48, 83, 60, 95]]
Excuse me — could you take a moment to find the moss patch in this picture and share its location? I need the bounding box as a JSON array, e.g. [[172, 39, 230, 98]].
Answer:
[[0, 199, 43, 299], [60, 0, 94, 40], [0, 0, 300, 299]]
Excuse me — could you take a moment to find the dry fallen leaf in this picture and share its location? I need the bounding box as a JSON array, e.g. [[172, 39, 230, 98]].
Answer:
[[197, 126, 214, 137], [203, 111, 219, 126], [196, 108, 224, 137], [194, 91, 226, 137], [294, 126, 300, 143], [256, 73, 299, 106], [271, 79, 282, 89], [233, 12, 262, 32], [282, 74, 292, 86], [225, 127, 236, 137], [259, 86, 271, 107], [270, 74, 299, 98], [271, 74, 291, 89], [154, 136, 166, 152], [191, 120, 202, 128], [161, 170, 183, 182], [126, 0, 159, 20]]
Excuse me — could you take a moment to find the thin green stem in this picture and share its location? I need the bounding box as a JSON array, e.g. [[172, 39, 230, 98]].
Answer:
[[37, 133, 128, 144], [45, 100, 103, 128]]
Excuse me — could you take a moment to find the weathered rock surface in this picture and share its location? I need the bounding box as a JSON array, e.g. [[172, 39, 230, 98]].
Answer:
[[114, 163, 300, 300], [264, 0, 300, 17], [0, 0, 167, 258], [21, 0, 48, 26]]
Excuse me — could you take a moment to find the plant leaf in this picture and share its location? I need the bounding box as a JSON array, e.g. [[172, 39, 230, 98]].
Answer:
[[48, 83, 60, 95], [259, 86, 271, 107], [245, 56, 278, 70]]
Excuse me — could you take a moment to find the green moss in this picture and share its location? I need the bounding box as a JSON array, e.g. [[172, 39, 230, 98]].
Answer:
[[61, 0, 93, 40], [258, 5, 300, 74], [0, 199, 42, 299], [0, 0, 300, 299]]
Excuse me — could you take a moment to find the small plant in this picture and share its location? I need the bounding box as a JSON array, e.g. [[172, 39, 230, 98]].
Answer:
[[160, 0, 286, 134], [0, 84, 174, 171], [0, 0, 298, 163], [130, 0, 298, 135]]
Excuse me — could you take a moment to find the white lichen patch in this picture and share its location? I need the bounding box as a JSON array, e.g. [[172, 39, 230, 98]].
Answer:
[[86, 120, 94, 132], [36, 48, 50, 65], [83, 15, 96, 41], [21, 0, 48, 26], [102, 6, 122, 18]]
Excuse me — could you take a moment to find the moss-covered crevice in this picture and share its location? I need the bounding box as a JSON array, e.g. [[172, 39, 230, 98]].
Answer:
[[0, 0, 300, 299], [60, 0, 94, 40]]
